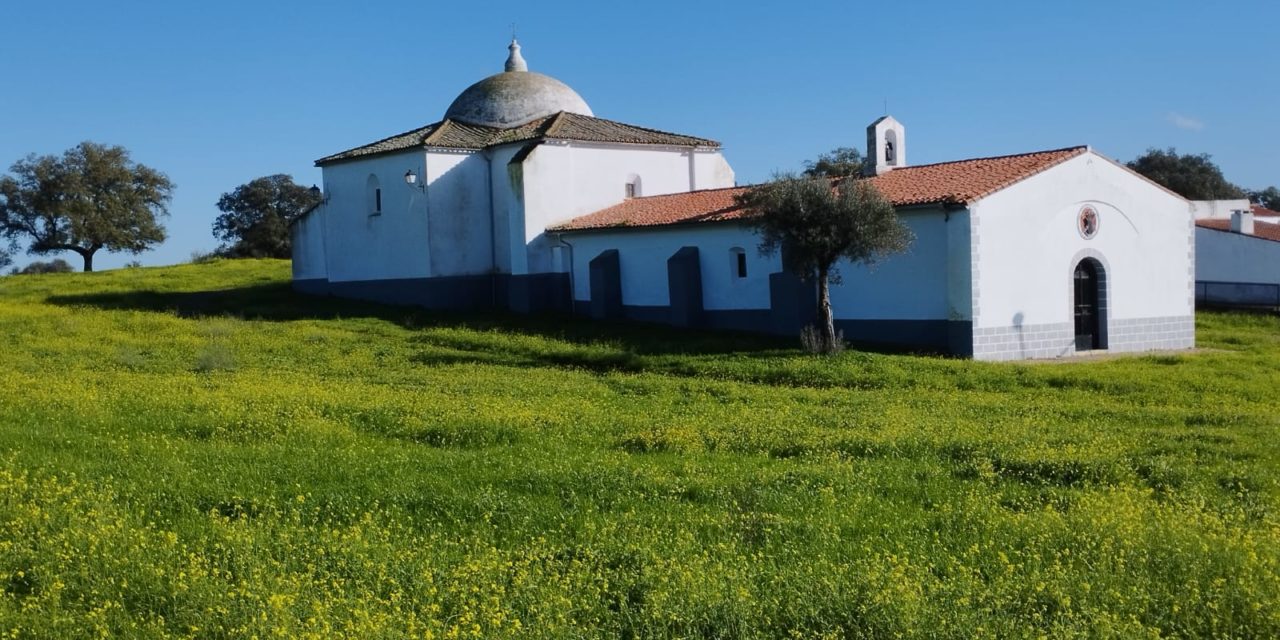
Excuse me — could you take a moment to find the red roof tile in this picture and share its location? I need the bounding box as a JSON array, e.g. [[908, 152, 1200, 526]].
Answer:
[[552, 146, 1088, 231], [1252, 203, 1280, 218], [1196, 218, 1280, 243]]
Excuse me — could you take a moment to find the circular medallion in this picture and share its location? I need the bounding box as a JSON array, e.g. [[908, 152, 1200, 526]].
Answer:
[[1078, 205, 1100, 239]]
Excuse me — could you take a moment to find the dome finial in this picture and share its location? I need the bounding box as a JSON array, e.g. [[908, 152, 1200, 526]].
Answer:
[[505, 37, 528, 73]]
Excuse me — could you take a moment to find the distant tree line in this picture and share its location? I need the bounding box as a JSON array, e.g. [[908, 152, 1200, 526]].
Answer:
[[9, 258, 75, 275], [0, 140, 325, 270], [1125, 148, 1276, 207]]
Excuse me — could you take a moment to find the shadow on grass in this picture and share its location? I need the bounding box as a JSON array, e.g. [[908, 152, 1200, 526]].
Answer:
[[45, 283, 797, 359]]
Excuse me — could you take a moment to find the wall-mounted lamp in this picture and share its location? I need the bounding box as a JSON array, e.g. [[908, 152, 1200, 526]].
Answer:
[[308, 184, 329, 204], [404, 169, 424, 192]]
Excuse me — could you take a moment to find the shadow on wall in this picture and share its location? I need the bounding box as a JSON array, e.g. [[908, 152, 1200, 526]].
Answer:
[[421, 153, 495, 277], [1013, 312, 1026, 360], [44, 283, 792, 357]]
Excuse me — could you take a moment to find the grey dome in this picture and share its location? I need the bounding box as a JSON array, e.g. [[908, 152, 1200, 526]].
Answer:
[[443, 40, 593, 129]]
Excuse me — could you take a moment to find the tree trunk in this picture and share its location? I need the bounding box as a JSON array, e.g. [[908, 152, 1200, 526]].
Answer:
[[816, 265, 835, 353], [78, 249, 94, 272]]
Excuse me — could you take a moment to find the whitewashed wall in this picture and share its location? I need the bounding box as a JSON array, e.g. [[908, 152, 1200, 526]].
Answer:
[[1189, 199, 1251, 220], [308, 141, 734, 283], [519, 142, 734, 275], [318, 149, 430, 283], [290, 204, 327, 281], [691, 149, 736, 191], [971, 151, 1193, 358], [423, 150, 493, 276], [487, 143, 525, 274], [562, 224, 776, 309], [562, 214, 962, 322], [1196, 228, 1280, 284], [826, 209, 966, 320]]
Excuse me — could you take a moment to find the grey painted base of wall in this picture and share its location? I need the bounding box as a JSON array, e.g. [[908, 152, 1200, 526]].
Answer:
[[1196, 280, 1280, 308], [298, 274, 977, 355], [972, 321, 1074, 361], [293, 278, 329, 297], [566, 300, 972, 354], [972, 315, 1194, 361], [1108, 315, 1196, 352], [297, 275, 1194, 361], [835, 319, 974, 355], [293, 273, 570, 313]]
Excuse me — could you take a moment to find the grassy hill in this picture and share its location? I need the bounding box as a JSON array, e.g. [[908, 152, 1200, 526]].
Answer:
[[0, 259, 1277, 638]]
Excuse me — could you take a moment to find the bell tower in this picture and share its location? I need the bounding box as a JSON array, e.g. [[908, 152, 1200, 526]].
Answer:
[[866, 116, 906, 176]]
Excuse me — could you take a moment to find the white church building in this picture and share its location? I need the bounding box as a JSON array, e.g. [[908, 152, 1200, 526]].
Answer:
[[292, 40, 1196, 360]]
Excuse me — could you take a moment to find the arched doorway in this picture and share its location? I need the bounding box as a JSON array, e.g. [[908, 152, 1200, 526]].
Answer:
[[1073, 259, 1105, 351]]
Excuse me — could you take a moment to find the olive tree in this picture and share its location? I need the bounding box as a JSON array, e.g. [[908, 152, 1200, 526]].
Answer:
[[803, 147, 867, 178], [0, 142, 172, 272], [737, 174, 912, 353]]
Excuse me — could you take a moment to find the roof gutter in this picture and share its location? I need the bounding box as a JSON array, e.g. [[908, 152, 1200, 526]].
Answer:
[[553, 233, 577, 317]]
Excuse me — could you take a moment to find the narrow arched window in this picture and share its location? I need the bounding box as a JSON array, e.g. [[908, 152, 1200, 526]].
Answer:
[[884, 130, 898, 165], [366, 174, 382, 215], [730, 247, 747, 279], [625, 174, 642, 199]]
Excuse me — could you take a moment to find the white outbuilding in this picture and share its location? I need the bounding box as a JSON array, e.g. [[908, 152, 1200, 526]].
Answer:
[[293, 40, 1196, 360], [1193, 203, 1280, 308]]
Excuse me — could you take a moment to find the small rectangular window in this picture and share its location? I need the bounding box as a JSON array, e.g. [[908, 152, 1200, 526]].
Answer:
[[374, 188, 382, 213], [736, 252, 748, 278]]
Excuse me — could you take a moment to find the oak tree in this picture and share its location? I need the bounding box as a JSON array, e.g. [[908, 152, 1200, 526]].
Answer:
[[0, 142, 172, 272], [212, 174, 321, 258], [1126, 148, 1244, 200]]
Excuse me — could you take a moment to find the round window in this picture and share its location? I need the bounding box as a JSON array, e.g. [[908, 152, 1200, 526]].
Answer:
[[1078, 205, 1100, 239]]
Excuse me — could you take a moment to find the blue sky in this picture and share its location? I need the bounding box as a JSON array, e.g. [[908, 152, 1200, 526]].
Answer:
[[1, 0, 1275, 269]]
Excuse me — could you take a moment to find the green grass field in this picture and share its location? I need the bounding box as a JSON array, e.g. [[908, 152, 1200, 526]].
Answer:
[[0, 259, 1277, 638]]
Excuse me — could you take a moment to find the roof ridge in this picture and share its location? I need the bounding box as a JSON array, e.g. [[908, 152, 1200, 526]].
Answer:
[[553, 112, 720, 146], [421, 119, 456, 146], [318, 112, 723, 163], [893, 145, 1088, 172], [542, 111, 569, 137], [315, 121, 442, 164], [624, 184, 750, 202]]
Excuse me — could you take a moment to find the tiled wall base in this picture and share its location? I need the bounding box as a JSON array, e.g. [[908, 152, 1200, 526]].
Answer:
[[972, 315, 1194, 361]]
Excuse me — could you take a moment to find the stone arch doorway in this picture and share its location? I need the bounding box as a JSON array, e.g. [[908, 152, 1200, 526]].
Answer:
[[1073, 258, 1107, 351]]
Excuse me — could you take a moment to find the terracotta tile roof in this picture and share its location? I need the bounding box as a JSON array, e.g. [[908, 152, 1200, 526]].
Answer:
[[552, 146, 1088, 232], [867, 146, 1088, 206], [316, 112, 719, 165], [553, 186, 755, 231], [1196, 218, 1280, 243], [1252, 203, 1280, 218]]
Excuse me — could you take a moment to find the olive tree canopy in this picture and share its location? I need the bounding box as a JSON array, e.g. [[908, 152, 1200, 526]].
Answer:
[[736, 174, 913, 353]]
